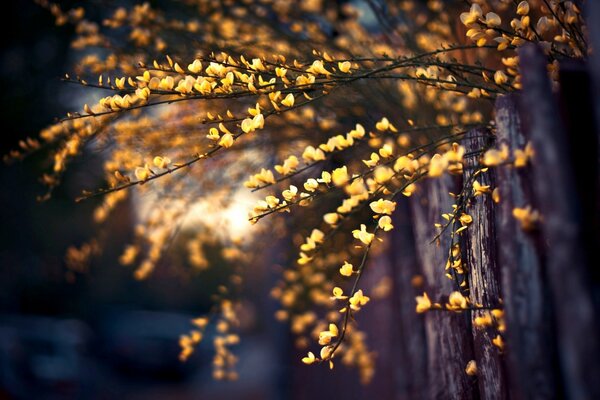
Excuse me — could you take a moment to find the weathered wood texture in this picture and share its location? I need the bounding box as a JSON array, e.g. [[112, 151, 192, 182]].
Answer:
[[410, 175, 477, 400], [494, 94, 559, 400], [519, 44, 600, 400], [389, 198, 427, 400], [462, 128, 507, 400]]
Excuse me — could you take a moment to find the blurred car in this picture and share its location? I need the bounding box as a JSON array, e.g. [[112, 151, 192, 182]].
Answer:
[[97, 310, 206, 381], [0, 315, 92, 399]]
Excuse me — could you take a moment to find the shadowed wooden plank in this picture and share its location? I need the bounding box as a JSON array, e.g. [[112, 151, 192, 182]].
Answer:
[[410, 175, 477, 400], [519, 44, 600, 400], [462, 127, 507, 400], [494, 94, 559, 400]]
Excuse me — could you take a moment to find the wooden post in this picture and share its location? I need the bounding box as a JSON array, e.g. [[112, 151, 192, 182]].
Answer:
[[519, 44, 600, 400], [462, 128, 507, 400], [410, 175, 477, 400], [389, 198, 427, 399], [494, 94, 559, 399]]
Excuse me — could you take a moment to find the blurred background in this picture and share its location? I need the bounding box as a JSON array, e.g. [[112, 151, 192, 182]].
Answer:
[[0, 1, 279, 398], [0, 2, 397, 399]]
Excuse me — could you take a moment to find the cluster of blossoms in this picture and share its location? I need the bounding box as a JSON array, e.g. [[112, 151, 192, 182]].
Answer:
[[9, 0, 587, 383]]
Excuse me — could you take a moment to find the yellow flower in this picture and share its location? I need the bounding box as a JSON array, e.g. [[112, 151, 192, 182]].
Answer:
[[306, 60, 331, 76], [375, 117, 390, 131], [485, 12, 501, 27], [303, 178, 319, 192], [474, 313, 493, 328], [339, 261, 354, 277], [249, 58, 266, 71], [338, 61, 351, 73], [402, 183, 417, 197], [275, 155, 299, 175], [320, 346, 333, 360], [256, 168, 275, 184], [331, 287, 347, 300], [514, 142, 534, 167], [374, 166, 395, 184], [241, 118, 254, 133], [394, 156, 417, 174], [349, 290, 370, 311], [264, 195, 280, 208], [494, 70, 508, 85], [363, 152, 380, 168], [310, 229, 324, 243], [502, 56, 519, 68], [352, 224, 374, 245], [253, 113, 265, 129], [446, 291, 468, 311], [517, 1, 529, 16], [153, 156, 171, 169], [302, 351, 316, 365], [207, 127, 220, 141], [428, 154, 448, 177], [318, 323, 339, 345], [492, 335, 505, 351], [459, 213, 473, 226], [318, 171, 332, 184], [135, 166, 150, 181], [378, 215, 394, 231], [302, 146, 326, 162], [379, 144, 393, 158], [512, 206, 540, 231], [415, 292, 432, 313], [275, 67, 287, 78], [370, 199, 396, 215], [348, 123, 365, 139], [300, 238, 317, 252], [443, 143, 465, 166], [460, 4, 483, 27], [536, 16, 551, 34], [158, 76, 175, 90], [187, 59, 202, 74], [297, 252, 313, 265], [281, 93, 295, 107], [331, 166, 350, 186], [135, 87, 150, 101], [465, 360, 478, 376], [473, 180, 491, 196], [323, 212, 339, 225], [192, 317, 209, 328], [282, 185, 298, 201], [483, 144, 510, 166], [218, 133, 234, 148], [492, 187, 501, 203]]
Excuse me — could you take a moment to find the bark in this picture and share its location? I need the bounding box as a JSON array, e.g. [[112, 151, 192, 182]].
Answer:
[[462, 128, 507, 400], [519, 44, 600, 400], [410, 175, 477, 400], [494, 94, 558, 400]]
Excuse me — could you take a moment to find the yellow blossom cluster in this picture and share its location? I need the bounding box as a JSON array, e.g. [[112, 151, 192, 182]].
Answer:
[[9, 0, 589, 383]]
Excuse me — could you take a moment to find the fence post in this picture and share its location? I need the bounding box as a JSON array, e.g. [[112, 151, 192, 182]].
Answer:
[[462, 128, 507, 400], [519, 44, 600, 400], [494, 94, 558, 399], [389, 198, 427, 399], [410, 175, 477, 400]]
